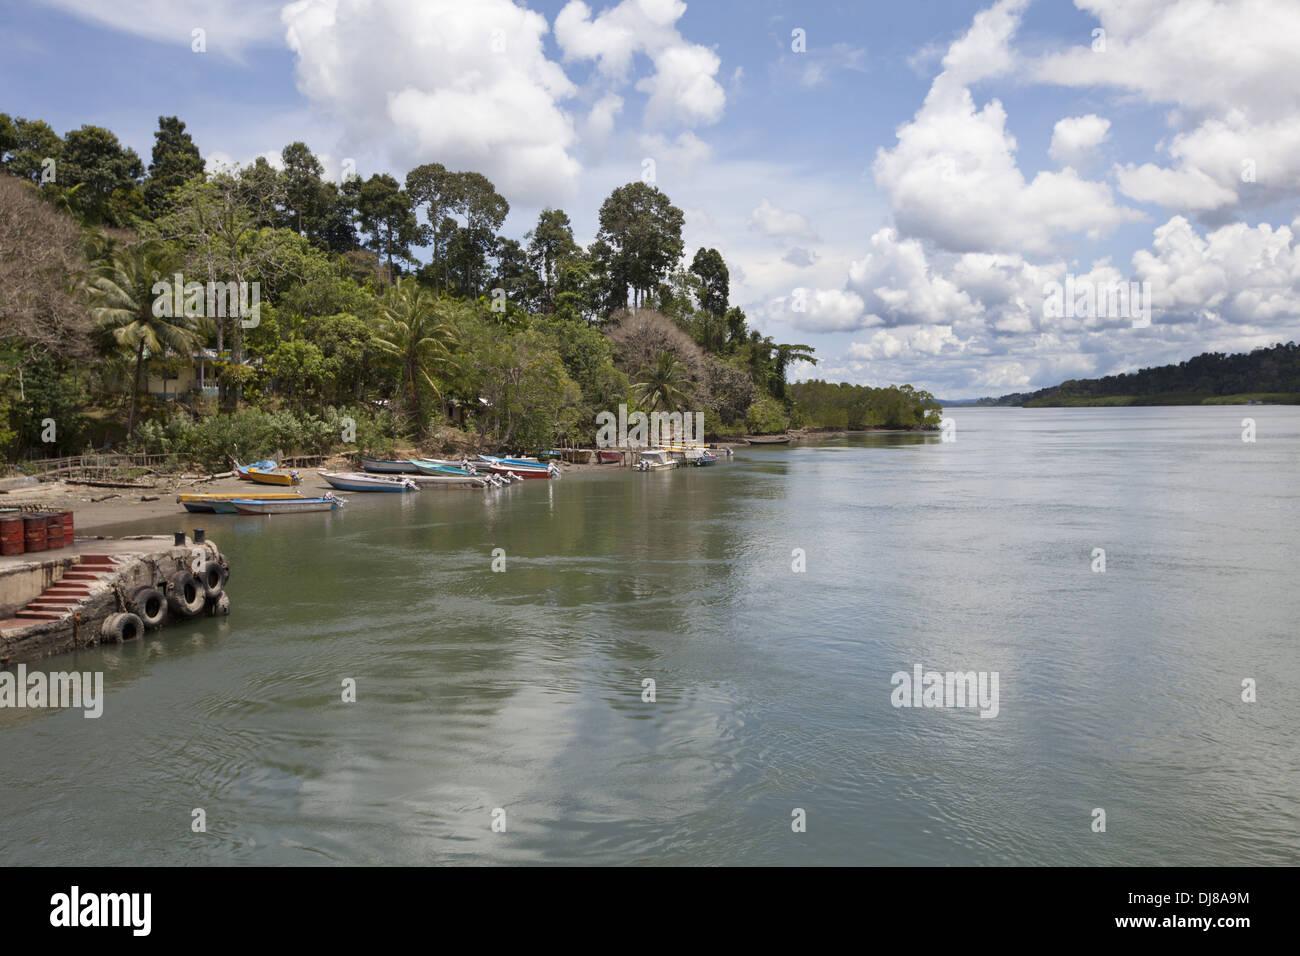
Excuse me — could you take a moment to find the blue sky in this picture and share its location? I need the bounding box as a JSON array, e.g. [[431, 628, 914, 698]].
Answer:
[[5, 0, 1300, 398]]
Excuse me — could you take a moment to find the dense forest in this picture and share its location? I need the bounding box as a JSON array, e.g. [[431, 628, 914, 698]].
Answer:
[[0, 112, 938, 469], [983, 342, 1300, 406]]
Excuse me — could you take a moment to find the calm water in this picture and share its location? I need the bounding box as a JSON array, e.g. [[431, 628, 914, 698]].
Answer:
[[2, 407, 1297, 865]]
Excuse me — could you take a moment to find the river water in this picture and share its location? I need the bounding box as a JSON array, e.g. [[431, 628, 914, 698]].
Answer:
[[1, 406, 1297, 865]]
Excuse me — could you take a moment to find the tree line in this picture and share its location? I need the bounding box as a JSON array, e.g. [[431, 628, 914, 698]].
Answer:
[[0, 111, 938, 466], [984, 343, 1300, 406]]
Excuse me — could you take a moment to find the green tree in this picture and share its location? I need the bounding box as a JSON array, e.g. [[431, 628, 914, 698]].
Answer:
[[60, 125, 144, 226], [0, 115, 63, 183], [144, 116, 204, 214], [526, 208, 579, 312], [83, 242, 202, 438], [356, 173, 418, 282], [373, 278, 459, 434], [280, 141, 325, 237], [594, 182, 684, 311], [631, 352, 694, 413], [690, 247, 729, 319]]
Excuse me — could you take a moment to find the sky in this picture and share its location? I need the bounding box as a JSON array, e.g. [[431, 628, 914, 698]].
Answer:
[[4, 0, 1300, 398]]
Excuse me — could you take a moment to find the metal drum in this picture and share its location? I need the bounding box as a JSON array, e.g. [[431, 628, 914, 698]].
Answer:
[[0, 515, 23, 555], [45, 513, 65, 550], [23, 514, 48, 552]]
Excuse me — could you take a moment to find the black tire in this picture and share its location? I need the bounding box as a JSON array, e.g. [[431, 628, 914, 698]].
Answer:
[[129, 586, 167, 629], [165, 570, 205, 618], [101, 612, 144, 643], [198, 561, 224, 598], [204, 592, 231, 617], [217, 553, 230, 584]]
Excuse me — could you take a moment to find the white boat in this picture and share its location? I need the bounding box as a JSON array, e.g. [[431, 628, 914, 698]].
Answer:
[[408, 473, 490, 487], [636, 450, 678, 471], [319, 471, 418, 492]]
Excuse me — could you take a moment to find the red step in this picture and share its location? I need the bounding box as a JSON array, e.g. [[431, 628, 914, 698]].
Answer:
[[16, 611, 64, 620]]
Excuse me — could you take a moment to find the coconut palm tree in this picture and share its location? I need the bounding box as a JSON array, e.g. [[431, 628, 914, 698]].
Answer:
[[83, 241, 202, 438], [631, 352, 694, 413], [373, 278, 459, 434]]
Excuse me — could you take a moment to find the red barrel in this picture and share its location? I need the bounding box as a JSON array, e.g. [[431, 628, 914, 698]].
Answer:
[[61, 510, 74, 544], [0, 516, 23, 555], [45, 513, 64, 550], [23, 514, 47, 552]]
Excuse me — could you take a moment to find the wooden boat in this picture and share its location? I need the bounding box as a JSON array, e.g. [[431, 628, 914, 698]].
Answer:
[[636, 450, 677, 471], [744, 435, 791, 445], [232, 494, 344, 515], [247, 468, 302, 486], [319, 471, 417, 492], [359, 456, 421, 474], [178, 492, 304, 513], [234, 459, 277, 480], [597, 451, 623, 464]]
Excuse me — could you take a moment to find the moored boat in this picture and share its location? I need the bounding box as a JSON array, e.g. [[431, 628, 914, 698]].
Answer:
[[247, 468, 302, 486], [486, 462, 559, 479], [359, 456, 421, 474], [597, 450, 623, 464], [408, 473, 490, 487], [234, 459, 278, 480], [231, 493, 345, 515], [744, 434, 791, 445], [178, 492, 305, 513], [636, 450, 677, 471], [319, 471, 417, 492]]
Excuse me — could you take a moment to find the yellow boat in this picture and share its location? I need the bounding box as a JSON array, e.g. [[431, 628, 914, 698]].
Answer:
[[178, 492, 305, 514], [247, 468, 303, 487]]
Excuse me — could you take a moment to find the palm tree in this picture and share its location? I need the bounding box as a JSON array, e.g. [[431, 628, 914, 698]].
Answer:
[[632, 352, 694, 414], [373, 278, 459, 434], [83, 241, 202, 438]]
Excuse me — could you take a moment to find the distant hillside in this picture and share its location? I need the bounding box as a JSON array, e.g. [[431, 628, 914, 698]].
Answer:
[[983, 342, 1300, 406]]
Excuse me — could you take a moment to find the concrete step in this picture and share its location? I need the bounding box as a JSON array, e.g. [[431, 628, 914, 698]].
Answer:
[[16, 610, 65, 620]]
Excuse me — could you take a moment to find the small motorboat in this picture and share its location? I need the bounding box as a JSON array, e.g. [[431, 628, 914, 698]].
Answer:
[[359, 456, 421, 474], [744, 435, 791, 445], [485, 461, 559, 479], [231, 493, 345, 515], [234, 459, 278, 480], [408, 473, 490, 487], [247, 467, 302, 486], [636, 450, 677, 471], [178, 492, 305, 513], [319, 471, 417, 492]]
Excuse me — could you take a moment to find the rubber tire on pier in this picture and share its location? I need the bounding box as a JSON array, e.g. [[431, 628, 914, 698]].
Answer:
[[204, 592, 231, 617], [128, 586, 167, 629], [217, 553, 230, 584], [198, 561, 224, 598], [101, 612, 144, 643], [165, 570, 206, 619]]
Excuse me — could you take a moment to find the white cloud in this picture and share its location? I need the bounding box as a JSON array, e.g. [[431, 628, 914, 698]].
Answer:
[[36, 0, 282, 57], [872, 0, 1137, 254], [846, 228, 978, 327], [282, 0, 581, 204], [555, 0, 725, 129], [1049, 114, 1110, 167], [748, 198, 817, 240]]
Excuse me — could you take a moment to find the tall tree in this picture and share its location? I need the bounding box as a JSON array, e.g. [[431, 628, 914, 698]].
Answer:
[[690, 247, 729, 319], [455, 171, 509, 298], [405, 162, 460, 291], [526, 208, 579, 311], [356, 173, 417, 282], [144, 116, 204, 214], [280, 141, 324, 237], [595, 182, 684, 311]]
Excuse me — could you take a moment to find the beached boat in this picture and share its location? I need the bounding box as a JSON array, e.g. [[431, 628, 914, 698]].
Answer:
[[319, 471, 418, 492], [410, 459, 483, 476], [636, 450, 677, 471], [178, 492, 305, 513], [359, 456, 421, 474], [234, 459, 278, 480], [232, 494, 344, 515], [597, 450, 623, 464], [247, 468, 302, 486], [744, 435, 791, 445], [478, 454, 545, 467]]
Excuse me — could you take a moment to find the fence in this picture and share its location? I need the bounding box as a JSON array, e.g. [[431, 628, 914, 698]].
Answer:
[[20, 454, 176, 482]]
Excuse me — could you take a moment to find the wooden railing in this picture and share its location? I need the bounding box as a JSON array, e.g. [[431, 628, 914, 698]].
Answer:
[[20, 454, 176, 481]]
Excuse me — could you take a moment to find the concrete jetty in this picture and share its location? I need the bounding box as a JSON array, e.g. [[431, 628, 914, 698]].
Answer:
[[0, 534, 229, 667]]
